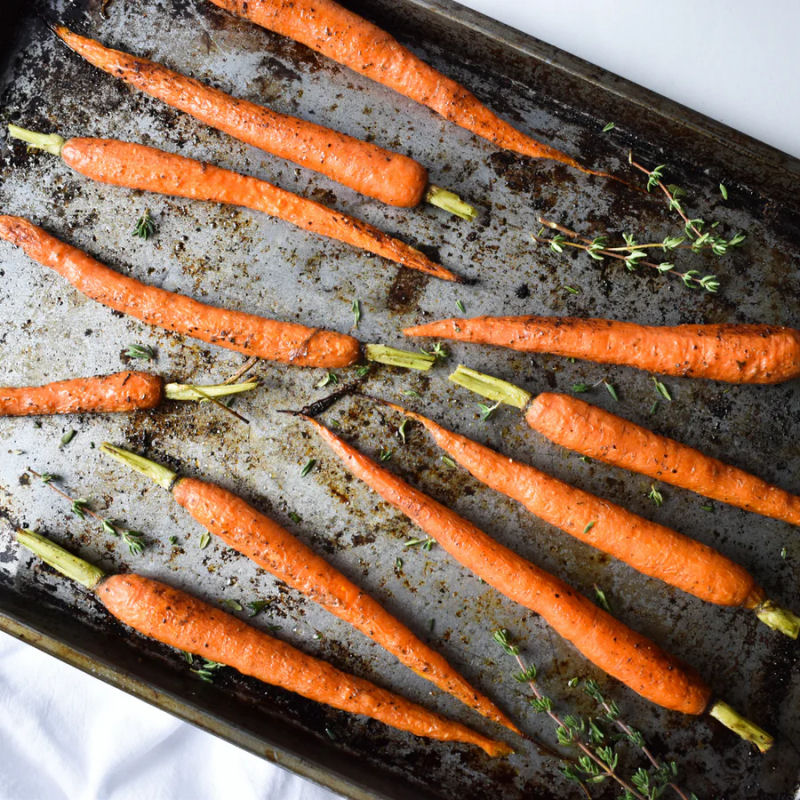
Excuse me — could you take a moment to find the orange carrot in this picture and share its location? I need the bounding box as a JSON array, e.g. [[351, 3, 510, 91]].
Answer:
[[7, 125, 458, 281], [17, 530, 510, 756], [0, 370, 259, 416], [299, 414, 712, 715], [527, 391, 800, 528], [376, 400, 798, 637], [404, 315, 800, 384], [207, 0, 609, 178], [0, 215, 361, 368], [100, 444, 517, 733], [54, 28, 473, 217], [0, 371, 162, 415]]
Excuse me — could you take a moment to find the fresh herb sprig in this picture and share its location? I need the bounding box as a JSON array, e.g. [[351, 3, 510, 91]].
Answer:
[[478, 400, 501, 421], [534, 219, 721, 293], [29, 469, 145, 555], [422, 342, 449, 361], [132, 209, 155, 239], [124, 343, 155, 361], [582, 680, 697, 800], [404, 536, 435, 551], [628, 155, 743, 258], [570, 377, 619, 401], [494, 629, 697, 800], [185, 653, 225, 683], [648, 484, 664, 507]]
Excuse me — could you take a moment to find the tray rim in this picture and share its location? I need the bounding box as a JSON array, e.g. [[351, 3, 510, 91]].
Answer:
[[2, 1, 799, 799]]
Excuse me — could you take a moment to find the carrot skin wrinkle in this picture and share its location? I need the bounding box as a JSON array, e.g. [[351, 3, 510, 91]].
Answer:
[[527, 392, 800, 527], [0, 371, 163, 415], [0, 215, 361, 368], [57, 138, 457, 282], [97, 573, 510, 756], [396, 405, 765, 609], [207, 0, 592, 173], [171, 476, 518, 732], [54, 27, 430, 208], [404, 315, 800, 384], [304, 416, 712, 716]]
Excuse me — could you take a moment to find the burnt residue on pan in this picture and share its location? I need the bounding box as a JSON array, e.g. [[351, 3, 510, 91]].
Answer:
[[0, 0, 799, 798]]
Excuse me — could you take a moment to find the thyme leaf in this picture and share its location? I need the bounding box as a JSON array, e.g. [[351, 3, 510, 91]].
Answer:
[[132, 209, 155, 239]]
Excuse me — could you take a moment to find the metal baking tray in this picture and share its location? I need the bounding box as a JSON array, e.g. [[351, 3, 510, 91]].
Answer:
[[1, 1, 798, 797]]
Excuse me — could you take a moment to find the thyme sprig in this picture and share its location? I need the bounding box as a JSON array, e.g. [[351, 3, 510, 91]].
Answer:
[[583, 680, 697, 800], [628, 156, 743, 257], [28, 469, 146, 555], [186, 655, 225, 683], [132, 209, 155, 239], [478, 400, 501, 421], [124, 343, 155, 361], [571, 377, 618, 400], [494, 629, 697, 800], [422, 342, 449, 361], [535, 219, 720, 292]]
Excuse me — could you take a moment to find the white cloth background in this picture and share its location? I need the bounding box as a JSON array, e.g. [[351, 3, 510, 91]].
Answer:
[[2, 2, 798, 799]]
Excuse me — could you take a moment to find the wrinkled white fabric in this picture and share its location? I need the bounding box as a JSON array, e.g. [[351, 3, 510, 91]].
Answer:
[[0, 632, 342, 800]]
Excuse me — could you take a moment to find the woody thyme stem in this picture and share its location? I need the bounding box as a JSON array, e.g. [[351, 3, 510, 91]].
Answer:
[[535, 218, 718, 292], [493, 630, 645, 799], [628, 155, 704, 239], [27, 469, 144, 555]]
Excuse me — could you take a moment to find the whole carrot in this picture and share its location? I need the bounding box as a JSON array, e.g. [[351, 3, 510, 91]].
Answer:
[[100, 443, 517, 732], [0, 371, 257, 415], [7, 125, 459, 282], [374, 398, 798, 637], [0, 216, 435, 373], [0, 215, 361, 368], [449, 364, 800, 534], [53, 27, 475, 219], [207, 0, 611, 179], [404, 315, 800, 384], [297, 413, 775, 751], [16, 529, 510, 756]]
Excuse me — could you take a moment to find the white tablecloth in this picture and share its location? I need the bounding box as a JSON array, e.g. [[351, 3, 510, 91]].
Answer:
[[2, 2, 798, 799]]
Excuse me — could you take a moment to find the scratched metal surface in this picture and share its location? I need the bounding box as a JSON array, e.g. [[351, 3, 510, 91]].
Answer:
[[0, 0, 798, 798]]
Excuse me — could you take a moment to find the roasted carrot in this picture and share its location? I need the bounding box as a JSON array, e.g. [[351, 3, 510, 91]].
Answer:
[[0, 215, 361, 368], [99, 443, 517, 732], [527, 391, 800, 529], [0, 370, 257, 416], [207, 0, 611, 179], [53, 27, 475, 219], [373, 398, 798, 637], [16, 529, 510, 756], [7, 125, 459, 282], [297, 412, 774, 748], [450, 363, 800, 543], [405, 316, 800, 384]]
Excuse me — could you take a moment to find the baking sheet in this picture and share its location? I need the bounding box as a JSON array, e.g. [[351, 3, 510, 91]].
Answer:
[[1, 0, 798, 797]]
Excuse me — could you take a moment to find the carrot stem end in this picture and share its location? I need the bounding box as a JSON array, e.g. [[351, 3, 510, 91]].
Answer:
[[708, 701, 773, 752], [164, 380, 259, 402], [754, 600, 800, 639], [7, 124, 65, 156], [425, 185, 477, 221], [101, 443, 178, 491], [16, 529, 105, 590], [448, 365, 532, 409], [364, 344, 435, 371]]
